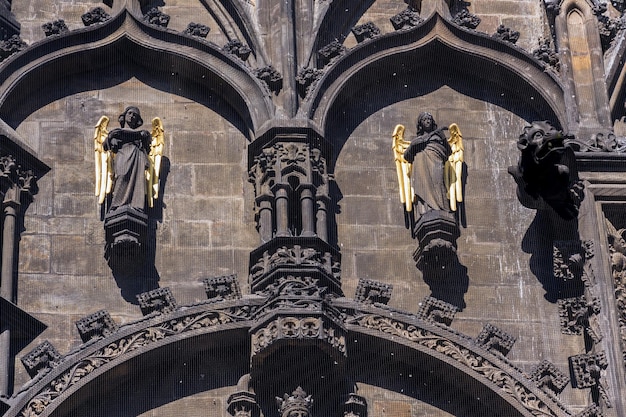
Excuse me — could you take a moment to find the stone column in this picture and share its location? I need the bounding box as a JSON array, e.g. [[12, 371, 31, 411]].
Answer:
[[273, 184, 291, 237], [0, 186, 18, 397], [299, 184, 316, 237], [315, 198, 328, 242], [257, 197, 274, 243], [1, 190, 19, 301]]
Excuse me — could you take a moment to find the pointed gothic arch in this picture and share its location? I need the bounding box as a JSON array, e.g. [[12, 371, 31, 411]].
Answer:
[[0, 6, 274, 135], [303, 12, 567, 146], [2, 298, 571, 417]]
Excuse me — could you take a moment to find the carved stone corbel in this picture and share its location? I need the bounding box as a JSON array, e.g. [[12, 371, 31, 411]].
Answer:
[[416, 296, 458, 326], [20, 341, 61, 378], [354, 279, 393, 305], [204, 274, 242, 302], [475, 323, 516, 356], [530, 360, 570, 396], [75, 310, 118, 343], [136, 287, 177, 315]]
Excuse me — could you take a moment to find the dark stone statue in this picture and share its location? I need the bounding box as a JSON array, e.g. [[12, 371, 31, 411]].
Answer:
[[403, 112, 451, 215], [104, 106, 151, 212], [508, 121, 584, 220]]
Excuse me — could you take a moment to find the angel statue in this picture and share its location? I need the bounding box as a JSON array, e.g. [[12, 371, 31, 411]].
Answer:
[[393, 112, 464, 220], [94, 106, 164, 213]]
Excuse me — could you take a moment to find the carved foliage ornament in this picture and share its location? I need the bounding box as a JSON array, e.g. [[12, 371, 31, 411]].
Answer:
[[492, 24, 520, 44], [223, 40, 252, 61], [533, 39, 560, 71], [0, 34, 26, 62], [296, 67, 324, 98], [416, 296, 458, 326], [251, 316, 346, 356], [183, 22, 210, 38], [557, 295, 600, 336], [42, 20, 69, 37], [0, 153, 38, 203], [143, 7, 170, 27], [351, 314, 564, 417], [553, 240, 591, 282], [318, 40, 346, 67], [19, 307, 250, 417], [250, 245, 340, 283], [569, 351, 611, 408], [605, 217, 626, 368], [351, 22, 380, 43], [253, 66, 283, 94], [566, 132, 626, 153]]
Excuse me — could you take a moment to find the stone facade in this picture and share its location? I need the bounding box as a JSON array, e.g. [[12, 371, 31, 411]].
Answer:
[[1, 0, 626, 417]]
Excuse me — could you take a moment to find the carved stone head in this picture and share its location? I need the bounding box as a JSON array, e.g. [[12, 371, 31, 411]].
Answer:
[[119, 106, 144, 129], [416, 111, 437, 134], [276, 387, 313, 417]]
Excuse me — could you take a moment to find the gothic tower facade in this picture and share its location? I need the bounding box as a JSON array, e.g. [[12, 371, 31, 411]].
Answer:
[[1, 1, 626, 417]]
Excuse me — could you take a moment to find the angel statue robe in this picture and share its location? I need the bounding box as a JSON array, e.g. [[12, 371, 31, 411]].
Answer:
[[106, 127, 151, 212]]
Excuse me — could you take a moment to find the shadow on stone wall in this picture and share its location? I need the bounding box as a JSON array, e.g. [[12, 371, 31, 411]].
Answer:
[[522, 210, 583, 303], [110, 157, 170, 303]]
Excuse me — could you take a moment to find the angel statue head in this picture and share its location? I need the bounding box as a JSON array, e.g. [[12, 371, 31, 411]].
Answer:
[[416, 111, 437, 135], [119, 106, 144, 129]]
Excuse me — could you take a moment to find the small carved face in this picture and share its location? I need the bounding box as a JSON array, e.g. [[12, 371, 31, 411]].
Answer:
[[420, 114, 434, 131], [124, 108, 142, 129]]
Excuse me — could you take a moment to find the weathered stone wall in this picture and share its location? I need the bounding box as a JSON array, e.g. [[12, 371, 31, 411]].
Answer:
[[333, 85, 587, 408], [5, 0, 604, 415], [14, 75, 256, 387]]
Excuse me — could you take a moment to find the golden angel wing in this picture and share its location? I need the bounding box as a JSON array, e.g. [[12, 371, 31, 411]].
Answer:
[[147, 117, 165, 208], [392, 124, 414, 212], [445, 123, 464, 211], [94, 115, 112, 205]]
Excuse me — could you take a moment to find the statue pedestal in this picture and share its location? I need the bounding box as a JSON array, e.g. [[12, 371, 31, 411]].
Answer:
[[412, 209, 460, 270], [104, 207, 148, 270]]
